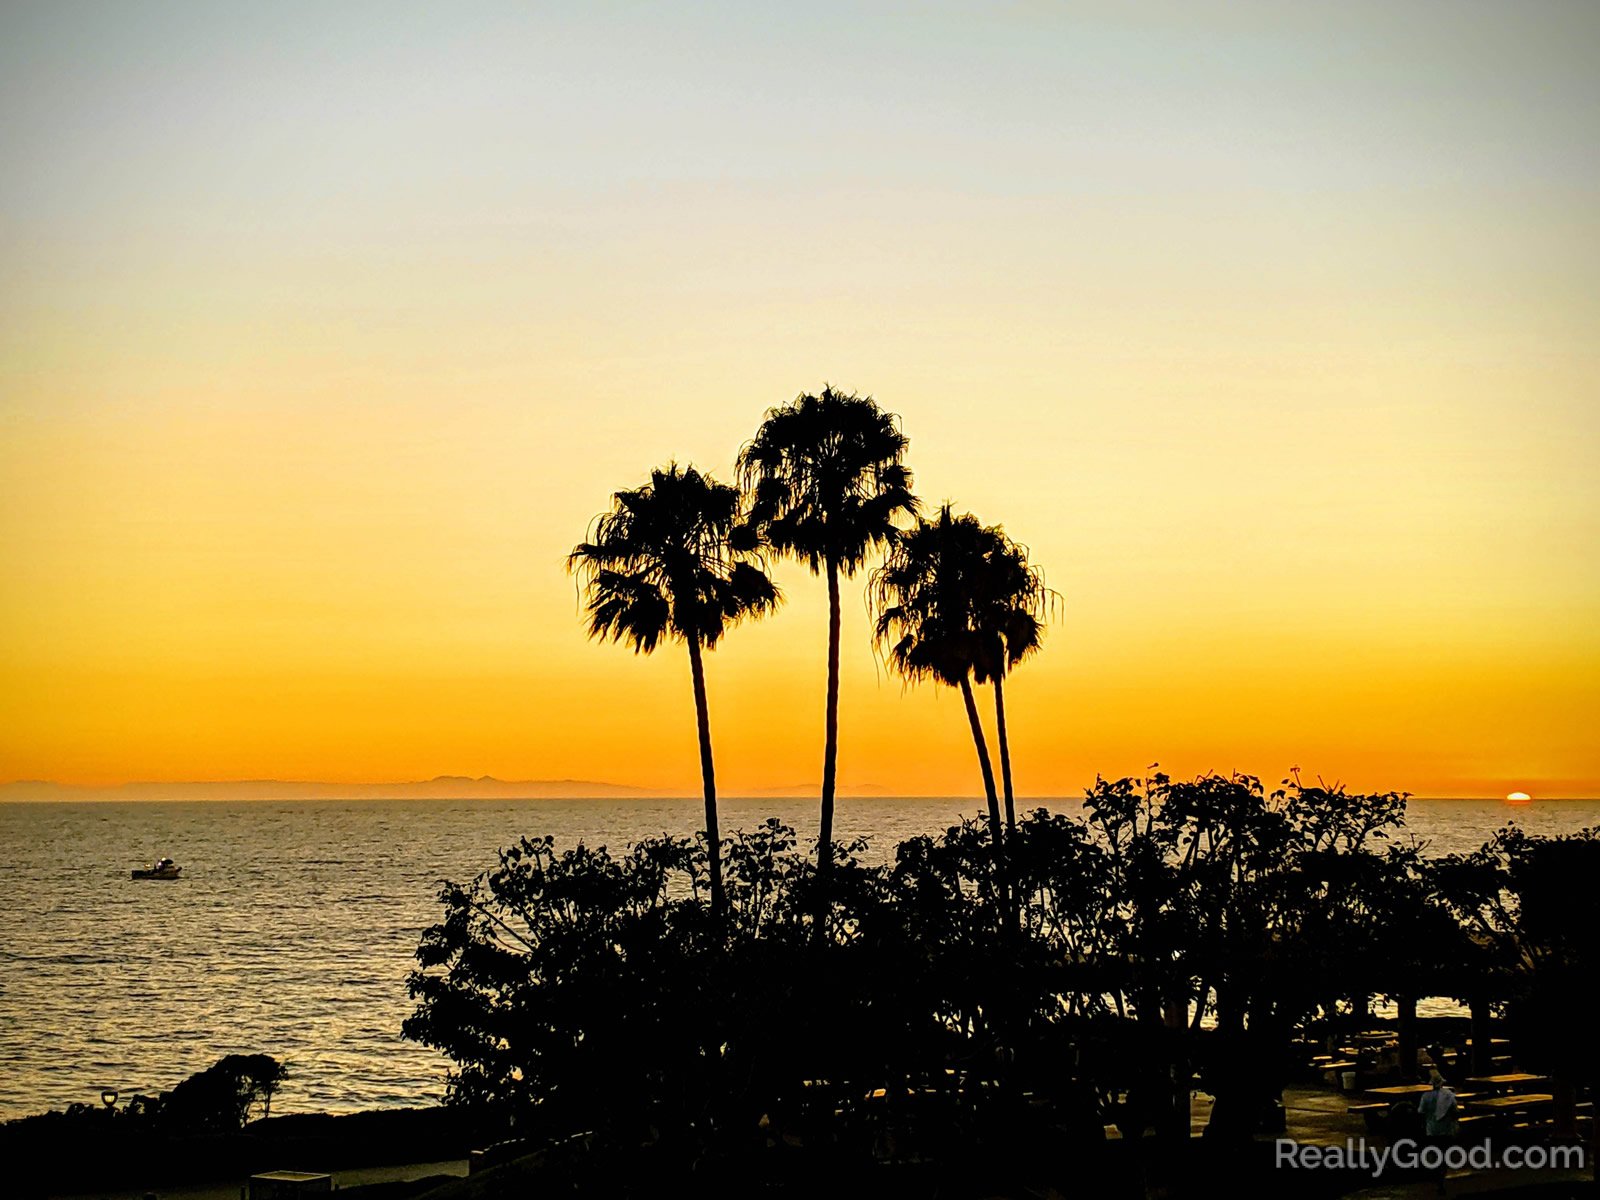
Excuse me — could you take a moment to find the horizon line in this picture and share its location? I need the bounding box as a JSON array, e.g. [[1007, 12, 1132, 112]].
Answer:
[[2, 780, 1593, 803], [4, 772, 1596, 804]]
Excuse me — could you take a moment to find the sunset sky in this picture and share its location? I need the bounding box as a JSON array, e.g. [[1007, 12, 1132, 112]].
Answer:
[[2, 2, 1596, 798]]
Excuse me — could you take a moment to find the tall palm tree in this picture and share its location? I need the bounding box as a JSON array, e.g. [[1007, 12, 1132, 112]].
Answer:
[[737, 387, 917, 877], [568, 463, 779, 918], [870, 505, 1006, 869], [968, 532, 1053, 838]]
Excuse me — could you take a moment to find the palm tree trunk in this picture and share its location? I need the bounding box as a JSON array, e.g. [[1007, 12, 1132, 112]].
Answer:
[[993, 674, 1016, 837], [819, 555, 841, 876], [959, 675, 1005, 893], [687, 637, 724, 919]]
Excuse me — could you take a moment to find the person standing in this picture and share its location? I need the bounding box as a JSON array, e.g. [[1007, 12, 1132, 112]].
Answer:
[[1416, 1076, 1460, 1194]]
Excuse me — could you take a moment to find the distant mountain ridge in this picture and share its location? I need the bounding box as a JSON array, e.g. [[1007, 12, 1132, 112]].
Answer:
[[0, 775, 901, 801], [0, 775, 666, 801]]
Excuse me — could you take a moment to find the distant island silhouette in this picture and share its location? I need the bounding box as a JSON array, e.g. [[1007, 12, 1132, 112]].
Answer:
[[0, 776, 897, 801]]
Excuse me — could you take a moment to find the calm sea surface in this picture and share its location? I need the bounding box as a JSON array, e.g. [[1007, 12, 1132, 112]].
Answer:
[[1, 796, 1595, 1121]]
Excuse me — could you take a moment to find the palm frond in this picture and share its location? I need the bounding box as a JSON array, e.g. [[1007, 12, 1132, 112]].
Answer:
[[568, 463, 781, 655], [869, 503, 1058, 689], [737, 386, 918, 575]]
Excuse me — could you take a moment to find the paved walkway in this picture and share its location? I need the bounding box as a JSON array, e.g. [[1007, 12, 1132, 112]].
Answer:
[[51, 1157, 469, 1200], [1351, 1166, 1592, 1198]]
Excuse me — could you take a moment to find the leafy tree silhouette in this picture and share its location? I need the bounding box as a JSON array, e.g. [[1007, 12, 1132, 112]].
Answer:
[[400, 787, 1597, 1194]]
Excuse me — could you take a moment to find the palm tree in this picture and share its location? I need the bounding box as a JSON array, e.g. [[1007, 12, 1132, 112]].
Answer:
[[870, 505, 1006, 869], [737, 387, 917, 877], [568, 463, 779, 918], [968, 531, 1053, 838]]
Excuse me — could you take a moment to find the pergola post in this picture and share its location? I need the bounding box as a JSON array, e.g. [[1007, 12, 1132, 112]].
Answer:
[[1396, 994, 1418, 1080], [1163, 997, 1191, 1143], [1469, 994, 1493, 1077]]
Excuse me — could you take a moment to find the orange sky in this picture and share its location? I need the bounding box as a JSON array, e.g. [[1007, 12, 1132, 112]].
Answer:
[[2, 3, 1597, 798]]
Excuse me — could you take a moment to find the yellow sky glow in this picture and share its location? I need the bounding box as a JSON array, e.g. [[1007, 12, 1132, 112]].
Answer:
[[1, 3, 1596, 798]]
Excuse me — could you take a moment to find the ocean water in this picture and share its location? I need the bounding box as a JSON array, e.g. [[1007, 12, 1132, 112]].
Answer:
[[0, 796, 1594, 1121]]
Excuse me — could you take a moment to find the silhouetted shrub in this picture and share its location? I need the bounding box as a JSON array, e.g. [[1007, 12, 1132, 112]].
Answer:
[[160, 1052, 288, 1133], [405, 771, 1598, 1189]]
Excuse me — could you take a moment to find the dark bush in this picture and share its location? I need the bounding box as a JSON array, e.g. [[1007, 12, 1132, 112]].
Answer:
[[403, 773, 1598, 1194]]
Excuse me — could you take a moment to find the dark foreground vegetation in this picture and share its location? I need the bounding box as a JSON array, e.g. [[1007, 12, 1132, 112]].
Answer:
[[1, 1056, 475, 1198], [7, 778, 1593, 1198], [400, 774, 1599, 1197]]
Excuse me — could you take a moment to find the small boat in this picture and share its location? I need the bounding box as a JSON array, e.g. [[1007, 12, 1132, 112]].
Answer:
[[132, 857, 182, 880]]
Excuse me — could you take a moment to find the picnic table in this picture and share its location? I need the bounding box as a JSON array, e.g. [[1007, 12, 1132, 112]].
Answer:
[[1467, 1092, 1554, 1112], [1347, 1084, 1486, 1131], [1365, 1084, 1435, 1098], [1463, 1073, 1548, 1092]]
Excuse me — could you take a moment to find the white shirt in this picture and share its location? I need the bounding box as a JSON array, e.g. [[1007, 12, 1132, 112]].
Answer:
[[1417, 1086, 1458, 1135]]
